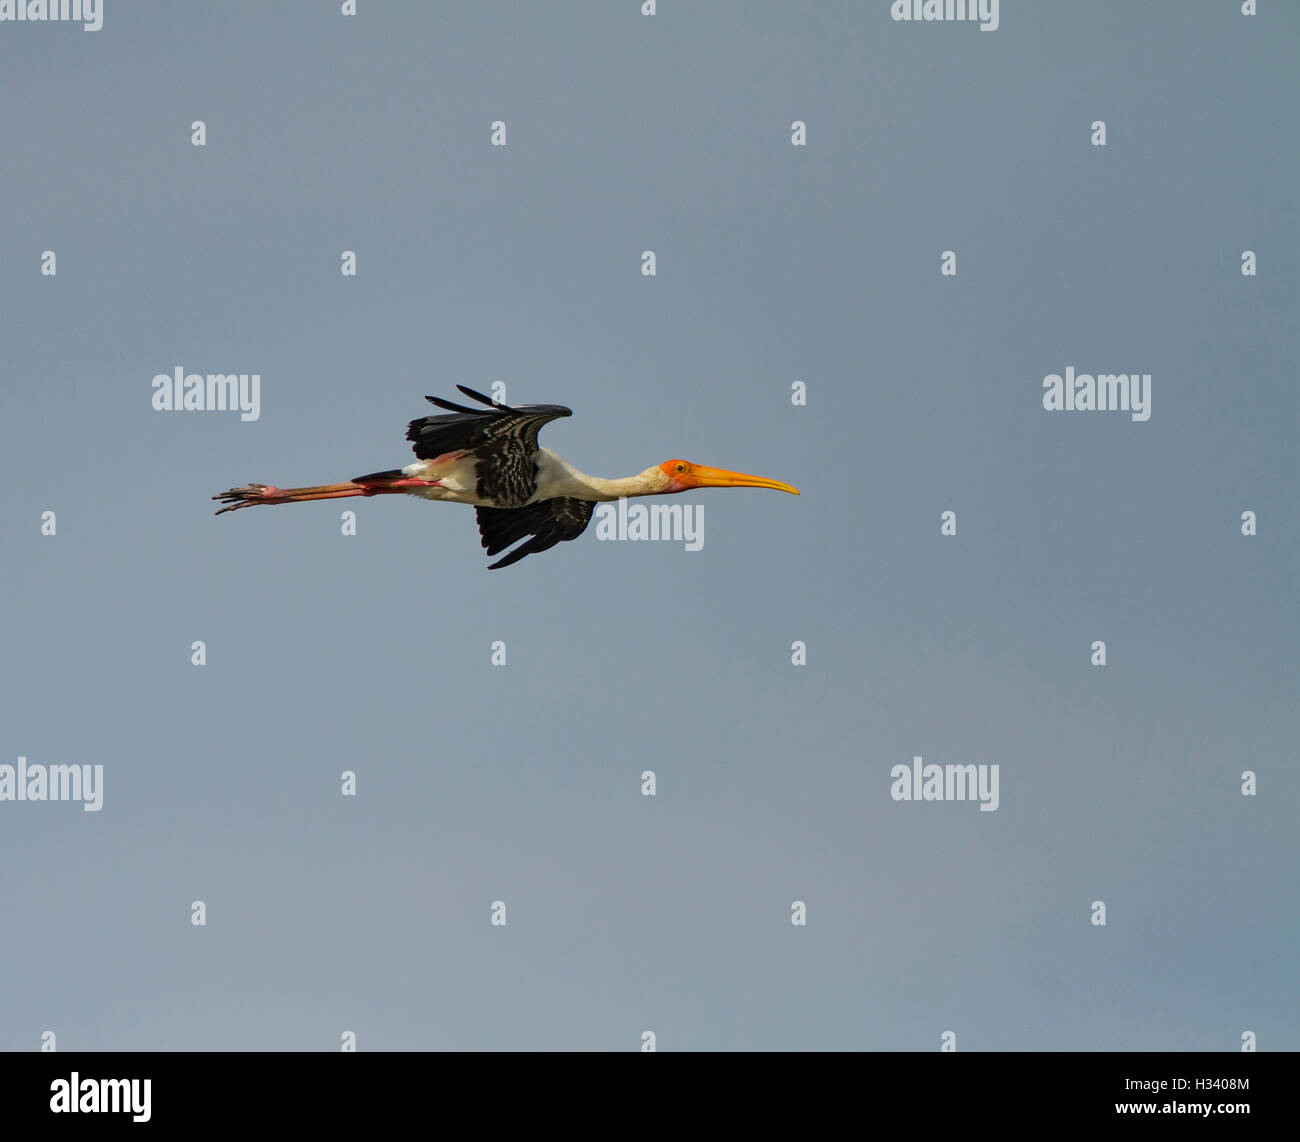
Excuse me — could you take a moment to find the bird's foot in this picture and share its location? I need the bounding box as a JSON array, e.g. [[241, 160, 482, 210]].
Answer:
[[212, 484, 286, 514]]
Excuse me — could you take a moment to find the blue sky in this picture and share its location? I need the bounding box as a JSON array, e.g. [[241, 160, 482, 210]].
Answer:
[[0, 1, 1295, 1050]]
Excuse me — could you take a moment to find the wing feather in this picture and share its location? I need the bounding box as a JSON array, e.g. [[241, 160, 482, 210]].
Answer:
[[405, 390, 573, 506], [475, 498, 595, 569]]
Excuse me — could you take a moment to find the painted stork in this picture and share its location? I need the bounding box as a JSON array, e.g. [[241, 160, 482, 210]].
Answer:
[[213, 386, 799, 568]]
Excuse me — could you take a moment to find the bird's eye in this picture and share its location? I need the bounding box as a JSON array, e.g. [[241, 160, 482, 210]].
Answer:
[[675, 463, 687, 474]]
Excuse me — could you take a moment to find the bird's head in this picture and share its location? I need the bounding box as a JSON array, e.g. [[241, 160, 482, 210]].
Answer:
[[655, 459, 799, 496]]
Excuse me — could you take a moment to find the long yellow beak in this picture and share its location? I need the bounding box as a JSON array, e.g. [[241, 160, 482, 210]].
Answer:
[[686, 465, 800, 495]]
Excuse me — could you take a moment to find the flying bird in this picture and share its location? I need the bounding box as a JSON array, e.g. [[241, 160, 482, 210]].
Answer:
[[213, 386, 799, 568]]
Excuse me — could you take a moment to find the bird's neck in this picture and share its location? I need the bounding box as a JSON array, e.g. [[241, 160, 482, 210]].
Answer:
[[535, 450, 660, 502]]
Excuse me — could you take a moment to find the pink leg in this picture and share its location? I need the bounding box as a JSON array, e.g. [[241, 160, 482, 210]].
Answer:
[[212, 478, 440, 515]]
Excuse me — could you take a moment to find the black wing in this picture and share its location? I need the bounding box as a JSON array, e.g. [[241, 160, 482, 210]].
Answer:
[[406, 386, 572, 508], [475, 498, 596, 570]]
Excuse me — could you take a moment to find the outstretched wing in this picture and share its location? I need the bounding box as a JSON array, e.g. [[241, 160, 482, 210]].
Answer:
[[406, 386, 572, 507], [475, 497, 595, 570]]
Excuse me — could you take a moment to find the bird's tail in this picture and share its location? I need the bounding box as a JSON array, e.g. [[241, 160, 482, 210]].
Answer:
[[351, 468, 404, 484]]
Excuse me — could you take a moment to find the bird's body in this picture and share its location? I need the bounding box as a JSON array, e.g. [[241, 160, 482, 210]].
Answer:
[[214, 386, 798, 568], [387, 447, 666, 508]]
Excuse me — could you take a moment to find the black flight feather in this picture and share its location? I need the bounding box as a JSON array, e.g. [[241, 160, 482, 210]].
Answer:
[[476, 498, 595, 569]]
